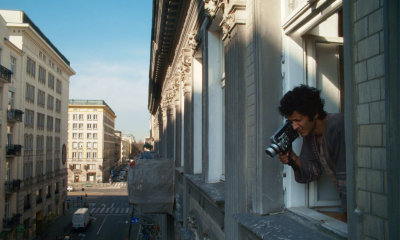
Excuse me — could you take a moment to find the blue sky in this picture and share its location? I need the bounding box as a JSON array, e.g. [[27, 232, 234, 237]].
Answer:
[[1, 0, 152, 141]]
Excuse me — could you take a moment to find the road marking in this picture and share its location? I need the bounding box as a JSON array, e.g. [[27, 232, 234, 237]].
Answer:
[[125, 208, 129, 213], [105, 208, 110, 213], [115, 208, 120, 213], [111, 203, 114, 208], [94, 208, 100, 213], [97, 215, 108, 235], [79, 233, 86, 240], [100, 208, 105, 213], [110, 208, 115, 213], [90, 208, 95, 213]]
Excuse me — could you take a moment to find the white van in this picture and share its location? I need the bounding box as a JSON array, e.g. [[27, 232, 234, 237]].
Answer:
[[71, 208, 91, 230]]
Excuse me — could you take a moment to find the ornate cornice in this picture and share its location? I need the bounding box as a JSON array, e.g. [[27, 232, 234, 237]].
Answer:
[[219, 2, 246, 40], [188, 30, 199, 52]]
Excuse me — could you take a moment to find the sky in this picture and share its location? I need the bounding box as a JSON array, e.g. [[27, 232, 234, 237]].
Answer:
[[1, 0, 153, 141]]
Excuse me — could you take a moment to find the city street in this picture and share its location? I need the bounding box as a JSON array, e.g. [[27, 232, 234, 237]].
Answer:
[[46, 180, 140, 240]]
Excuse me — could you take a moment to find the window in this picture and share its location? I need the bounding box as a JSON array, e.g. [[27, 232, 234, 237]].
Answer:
[[72, 123, 77, 129], [46, 136, 53, 151], [56, 79, 62, 93], [73, 114, 78, 120], [38, 90, 45, 107], [87, 142, 92, 148], [79, 123, 83, 129], [10, 56, 16, 77], [55, 99, 61, 112], [93, 133, 98, 139], [78, 142, 83, 148], [88, 164, 95, 170], [56, 67, 62, 74], [55, 137, 60, 151], [72, 152, 77, 158], [78, 152, 83, 158], [72, 133, 77, 139], [37, 113, 45, 130], [73, 142, 77, 148], [93, 114, 98, 120], [55, 118, 61, 132], [48, 73, 55, 89], [38, 66, 46, 84], [27, 57, 36, 77], [25, 84, 35, 103], [73, 164, 81, 170], [93, 142, 98, 149], [46, 116, 53, 131], [87, 124, 92, 129], [36, 135, 44, 151], [7, 91, 14, 111], [87, 133, 92, 139], [78, 133, 83, 139], [79, 114, 83, 120], [86, 152, 91, 158], [93, 152, 97, 158], [87, 115, 92, 120], [47, 95, 54, 110], [93, 124, 97, 129]]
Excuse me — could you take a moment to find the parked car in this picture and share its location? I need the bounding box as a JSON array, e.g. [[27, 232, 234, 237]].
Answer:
[[67, 186, 74, 192]]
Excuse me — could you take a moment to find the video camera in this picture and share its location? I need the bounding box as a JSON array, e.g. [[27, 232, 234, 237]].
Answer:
[[265, 120, 299, 158]]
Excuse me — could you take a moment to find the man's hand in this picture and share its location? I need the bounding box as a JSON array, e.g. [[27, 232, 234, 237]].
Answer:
[[278, 150, 301, 168]]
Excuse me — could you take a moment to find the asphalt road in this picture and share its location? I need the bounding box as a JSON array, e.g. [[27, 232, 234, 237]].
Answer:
[[46, 180, 141, 240]]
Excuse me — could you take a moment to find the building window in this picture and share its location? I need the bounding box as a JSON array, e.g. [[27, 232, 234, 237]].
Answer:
[[24, 109, 34, 128], [87, 142, 92, 148], [73, 164, 81, 170], [72, 123, 77, 129], [86, 152, 91, 158], [78, 142, 83, 148], [46, 116, 53, 131], [72, 152, 77, 158], [47, 95, 54, 111], [73, 114, 78, 120], [79, 124, 83, 129], [93, 152, 97, 158], [88, 164, 95, 170], [55, 99, 61, 112], [78, 133, 83, 139], [48, 73, 55, 89], [87, 133, 92, 139], [56, 79, 62, 93], [55, 118, 61, 132], [87, 115, 92, 120], [93, 142, 98, 149], [87, 124, 92, 129], [10, 56, 16, 77], [72, 133, 77, 139], [27, 57, 36, 77], [93, 133, 98, 139], [38, 66, 46, 84], [79, 114, 83, 120], [38, 90, 45, 107], [93, 124, 97, 129], [93, 114, 98, 120], [78, 152, 83, 158], [25, 84, 35, 103], [37, 113, 45, 130]]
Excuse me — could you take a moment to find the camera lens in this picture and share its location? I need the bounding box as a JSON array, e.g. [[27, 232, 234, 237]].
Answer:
[[265, 144, 280, 158]]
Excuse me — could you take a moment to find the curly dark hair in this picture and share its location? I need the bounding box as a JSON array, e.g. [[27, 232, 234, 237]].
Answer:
[[278, 85, 327, 121]]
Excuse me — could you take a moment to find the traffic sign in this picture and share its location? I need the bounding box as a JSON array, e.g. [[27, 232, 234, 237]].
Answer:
[[131, 218, 139, 224]]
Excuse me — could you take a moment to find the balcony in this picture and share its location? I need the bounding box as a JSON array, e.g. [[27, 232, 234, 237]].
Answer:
[[6, 145, 22, 157], [0, 65, 12, 83], [3, 214, 21, 230], [55, 189, 59, 195], [36, 197, 42, 204], [46, 194, 51, 199], [7, 109, 24, 122], [5, 180, 21, 194], [23, 203, 31, 212]]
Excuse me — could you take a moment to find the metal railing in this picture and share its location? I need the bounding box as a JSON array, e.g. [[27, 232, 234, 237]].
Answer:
[[24, 203, 31, 211], [7, 109, 24, 122], [3, 214, 21, 229], [6, 145, 22, 156], [5, 180, 21, 194], [0, 65, 12, 83]]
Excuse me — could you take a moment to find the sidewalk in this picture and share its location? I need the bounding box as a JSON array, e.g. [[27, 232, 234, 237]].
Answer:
[[68, 182, 111, 188]]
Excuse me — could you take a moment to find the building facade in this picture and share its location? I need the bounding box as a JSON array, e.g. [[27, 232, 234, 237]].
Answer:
[[121, 133, 136, 160], [67, 100, 117, 184], [0, 10, 74, 239], [148, 0, 399, 239]]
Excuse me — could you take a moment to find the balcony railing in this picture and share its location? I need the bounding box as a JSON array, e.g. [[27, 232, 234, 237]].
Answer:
[[46, 194, 51, 199], [0, 65, 12, 83], [5, 180, 21, 194], [7, 109, 24, 122], [24, 203, 31, 212], [3, 214, 21, 230], [36, 198, 42, 204], [6, 145, 22, 157]]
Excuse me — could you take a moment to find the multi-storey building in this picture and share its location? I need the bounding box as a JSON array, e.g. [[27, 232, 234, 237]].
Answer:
[[0, 10, 75, 239], [148, 0, 399, 239], [67, 100, 117, 184], [114, 130, 122, 165], [121, 133, 135, 160]]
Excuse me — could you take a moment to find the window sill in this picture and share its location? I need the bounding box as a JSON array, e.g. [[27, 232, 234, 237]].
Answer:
[[288, 207, 348, 238], [234, 210, 346, 240]]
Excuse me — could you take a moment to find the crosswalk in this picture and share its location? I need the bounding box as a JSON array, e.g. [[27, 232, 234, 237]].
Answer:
[[90, 207, 132, 215], [111, 183, 127, 187]]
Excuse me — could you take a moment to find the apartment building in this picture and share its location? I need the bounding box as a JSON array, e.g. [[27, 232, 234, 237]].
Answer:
[[121, 133, 135, 160], [67, 100, 117, 184], [0, 10, 75, 239], [148, 0, 399, 239]]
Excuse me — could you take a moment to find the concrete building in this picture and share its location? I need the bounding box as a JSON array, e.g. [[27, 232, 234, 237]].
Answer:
[[67, 100, 117, 184], [121, 133, 135, 159], [0, 10, 75, 239], [114, 130, 122, 165], [148, 0, 399, 239]]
